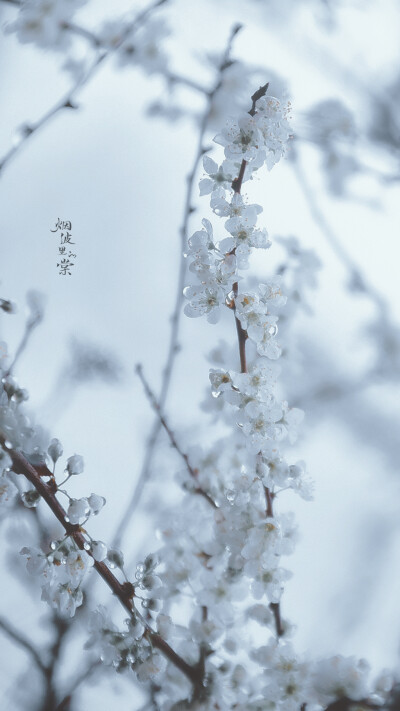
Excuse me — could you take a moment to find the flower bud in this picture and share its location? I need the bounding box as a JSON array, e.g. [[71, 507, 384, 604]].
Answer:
[[48, 438, 63, 463], [66, 454, 84, 476]]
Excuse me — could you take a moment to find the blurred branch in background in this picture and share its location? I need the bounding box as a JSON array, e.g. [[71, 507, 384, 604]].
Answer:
[[112, 22, 242, 547], [0, 0, 174, 174]]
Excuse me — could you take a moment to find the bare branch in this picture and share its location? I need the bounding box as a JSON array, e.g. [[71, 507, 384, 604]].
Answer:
[[6, 305, 43, 376], [0, 615, 46, 673], [291, 150, 389, 317], [136, 365, 218, 510]]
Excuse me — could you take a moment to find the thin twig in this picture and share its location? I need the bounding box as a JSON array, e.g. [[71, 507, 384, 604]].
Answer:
[[0, 616, 46, 673], [56, 659, 101, 711], [40, 616, 70, 711], [0, 0, 169, 174], [291, 150, 388, 317], [112, 24, 242, 545], [6, 310, 43, 376], [136, 365, 217, 509]]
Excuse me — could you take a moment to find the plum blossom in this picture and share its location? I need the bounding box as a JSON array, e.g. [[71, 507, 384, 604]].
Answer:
[[88, 492, 106, 515], [21, 541, 93, 617], [183, 283, 224, 324], [67, 497, 90, 524], [214, 114, 264, 163], [199, 156, 234, 196]]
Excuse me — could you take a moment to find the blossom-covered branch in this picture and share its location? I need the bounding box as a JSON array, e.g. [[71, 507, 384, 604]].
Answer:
[[0, 435, 205, 689]]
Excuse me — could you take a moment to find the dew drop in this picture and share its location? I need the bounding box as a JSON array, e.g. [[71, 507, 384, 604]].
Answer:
[[226, 489, 236, 504], [135, 563, 145, 580]]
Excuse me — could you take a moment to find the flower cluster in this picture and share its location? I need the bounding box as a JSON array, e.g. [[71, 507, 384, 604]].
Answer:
[[0, 363, 109, 617], [184, 93, 291, 335], [21, 539, 93, 617]]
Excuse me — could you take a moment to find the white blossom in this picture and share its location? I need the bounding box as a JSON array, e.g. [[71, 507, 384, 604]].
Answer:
[[88, 492, 106, 515], [66, 454, 84, 476], [67, 497, 90, 524]]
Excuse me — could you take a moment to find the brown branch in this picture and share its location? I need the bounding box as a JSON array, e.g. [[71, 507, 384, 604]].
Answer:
[[264, 485, 274, 518], [136, 365, 218, 510], [231, 82, 269, 195], [235, 315, 248, 374], [0, 438, 204, 689], [269, 602, 284, 638], [231, 159, 247, 194], [264, 469, 283, 639], [249, 82, 269, 116]]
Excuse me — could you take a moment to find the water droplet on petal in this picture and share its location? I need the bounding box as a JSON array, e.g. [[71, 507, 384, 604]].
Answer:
[[225, 291, 235, 308], [135, 563, 145, 580], [226, 489, 236, 504]]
